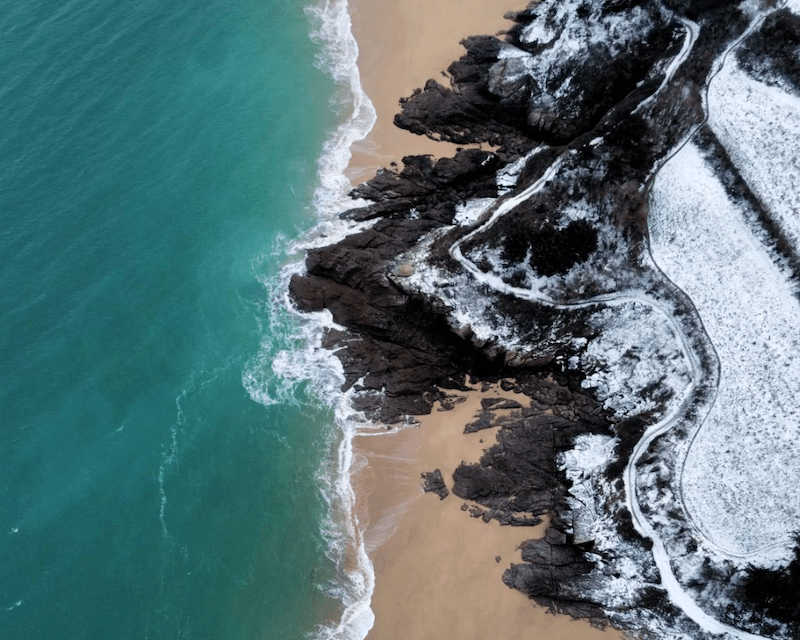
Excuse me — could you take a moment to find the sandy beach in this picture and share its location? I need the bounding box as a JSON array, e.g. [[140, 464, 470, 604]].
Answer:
[[346, 0, 520, 184], [353, 386, 624, 640]]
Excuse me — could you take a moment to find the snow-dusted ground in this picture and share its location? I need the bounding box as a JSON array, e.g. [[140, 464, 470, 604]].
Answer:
[[578, 303, 692, 419], [708, 56, 800, 256], [650, 141, 800, 565], [442, 148, 757, 635], [489, 0, 661, 114], [389, 3, 799, 635]]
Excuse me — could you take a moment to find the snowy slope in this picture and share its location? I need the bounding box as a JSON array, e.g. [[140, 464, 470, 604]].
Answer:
[[708, 57, 800, 259], [578, 303, 692, 419], [650, 141, 800, 565]]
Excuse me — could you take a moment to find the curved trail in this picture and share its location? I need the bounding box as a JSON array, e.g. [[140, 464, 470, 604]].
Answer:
[[445, 8, 785, 638]]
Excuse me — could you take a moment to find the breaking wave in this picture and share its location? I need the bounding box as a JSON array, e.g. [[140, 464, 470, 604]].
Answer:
[[242, 1, 382, 638]]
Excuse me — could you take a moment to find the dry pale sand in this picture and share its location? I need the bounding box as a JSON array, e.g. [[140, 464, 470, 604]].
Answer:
[[346, 0, 521, 184], [353, 385, 625, 640]]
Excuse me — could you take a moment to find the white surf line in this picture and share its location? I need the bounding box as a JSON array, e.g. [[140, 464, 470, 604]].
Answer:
[[446, 7, 785, 636]]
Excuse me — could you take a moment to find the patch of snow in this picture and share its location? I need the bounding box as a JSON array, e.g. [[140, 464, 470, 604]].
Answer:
[[461, 191, 636, 302], [518, 0, 653, 55], [521, 18, 556, 47], [650, 141, 800, 565], [708, 56, 800, 258], [561, 434, 617, 543], [496, 147, 542, 195], [579, 303, 692, 419], [453, 198, 495, 226]]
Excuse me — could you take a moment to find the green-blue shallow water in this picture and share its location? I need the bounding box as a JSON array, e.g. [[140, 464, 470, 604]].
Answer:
[[0, 0, 346, 637]]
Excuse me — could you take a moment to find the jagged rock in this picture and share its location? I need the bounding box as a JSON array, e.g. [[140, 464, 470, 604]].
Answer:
[[287, 0, 796, 635], [421, 469, 449, 500], [480, 397, 523, 410], [463, 411, 495, 434]]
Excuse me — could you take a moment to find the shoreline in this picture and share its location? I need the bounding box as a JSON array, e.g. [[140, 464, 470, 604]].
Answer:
[[293, 0, 800, 636], [346, 0, 519, 184]]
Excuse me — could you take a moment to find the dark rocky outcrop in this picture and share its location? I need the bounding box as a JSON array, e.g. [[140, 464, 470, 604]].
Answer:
[[452, 373, 612, 527], [344, 149, 503, 223], [421, 469, 449, 500], [396, 4, 675, 147], [503, 529, 608, 622]]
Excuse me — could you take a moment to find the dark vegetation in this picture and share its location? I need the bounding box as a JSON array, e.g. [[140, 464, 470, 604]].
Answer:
[[739, 8, 800, 93], [696, 126, 800, 294], [738, 537, 800, 637], [605, 413, 653, 480], [502, 219, 598, 276]]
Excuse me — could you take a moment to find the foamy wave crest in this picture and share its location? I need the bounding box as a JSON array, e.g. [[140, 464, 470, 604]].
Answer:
[[244, 253, 378, 640], [245, 2, 384, 639], [305, 0, 376, 231], [242, 235, 314, 408], [311, 397, 378, 640]]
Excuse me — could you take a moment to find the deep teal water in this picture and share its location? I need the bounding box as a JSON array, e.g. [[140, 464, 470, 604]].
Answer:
[[0, 0, 344, 637]]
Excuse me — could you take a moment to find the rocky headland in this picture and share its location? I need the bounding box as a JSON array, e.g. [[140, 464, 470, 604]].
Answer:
[[290, 0, 800, 638]]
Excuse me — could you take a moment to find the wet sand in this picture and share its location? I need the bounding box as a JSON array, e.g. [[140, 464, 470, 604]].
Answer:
[[353, 386, 625, 640], [346, 0, 520, 184]]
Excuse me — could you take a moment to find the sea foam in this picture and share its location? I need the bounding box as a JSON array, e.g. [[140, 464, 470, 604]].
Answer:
[[243, 1, 382, 639]]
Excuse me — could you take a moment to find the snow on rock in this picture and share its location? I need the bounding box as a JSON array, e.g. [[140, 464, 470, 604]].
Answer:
[[560, 434, 618, 544], [580, 301, 691, 416], [496, 148, 541, 195], [396, 229, 531, 355], [579, 303, 692, 419], [454, 198, 495, 226], [488, 0, 660, 121], [518, 0, 654, 56], [650, 141, 800, 565], [708, 56, 800, 259]]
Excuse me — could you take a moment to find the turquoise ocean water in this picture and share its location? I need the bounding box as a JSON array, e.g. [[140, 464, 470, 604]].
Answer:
[[0, 0, 376, 638]]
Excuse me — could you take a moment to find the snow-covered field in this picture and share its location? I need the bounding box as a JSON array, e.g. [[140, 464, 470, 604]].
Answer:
[[708, 56, 800, 258], [650, 141, 800, 565]]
